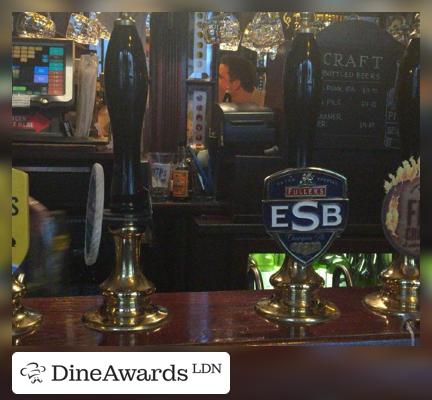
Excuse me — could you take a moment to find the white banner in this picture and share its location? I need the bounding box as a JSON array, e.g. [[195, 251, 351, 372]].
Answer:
[[12, 352, 230, 394]]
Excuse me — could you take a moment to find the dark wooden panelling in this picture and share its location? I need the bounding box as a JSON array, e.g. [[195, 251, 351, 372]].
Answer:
[[147, 12, 189, 152]]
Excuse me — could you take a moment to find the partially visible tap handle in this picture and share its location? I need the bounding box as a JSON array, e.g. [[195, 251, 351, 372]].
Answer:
[[104, 13, 151, 217], [283, 12, 322, 168], [396, 13, 420, 161]]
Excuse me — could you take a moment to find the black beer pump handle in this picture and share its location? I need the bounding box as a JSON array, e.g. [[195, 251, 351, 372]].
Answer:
[[283, 13, 322, 168], [104, 13, 151, 218], [396, 36, 420, 161]]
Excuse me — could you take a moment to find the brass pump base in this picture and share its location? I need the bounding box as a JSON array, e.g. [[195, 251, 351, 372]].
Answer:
[[12, 273, 42, 339], [83, 226, 169, 332], [255, 257, 340, 325], [255, 298, 339, 325], [13, 308, 43, 337], [83, 304, 168, 333], [363, 254, 420, 321]]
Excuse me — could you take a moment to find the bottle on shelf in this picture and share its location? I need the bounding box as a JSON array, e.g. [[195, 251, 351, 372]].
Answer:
[[93, 73, 110, 138], [223, 90, 232, 103], [172, 143, 190, 201]]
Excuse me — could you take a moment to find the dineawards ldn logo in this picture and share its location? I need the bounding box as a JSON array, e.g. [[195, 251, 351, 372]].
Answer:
[[20, 362, 47, 384], [12, 352, 230, 395]]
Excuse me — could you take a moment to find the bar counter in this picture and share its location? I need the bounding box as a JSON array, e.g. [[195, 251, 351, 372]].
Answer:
[[18, 288, 418, 346]]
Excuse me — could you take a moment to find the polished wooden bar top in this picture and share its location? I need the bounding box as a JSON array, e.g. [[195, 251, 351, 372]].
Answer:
[[19, 288, 418, 346]]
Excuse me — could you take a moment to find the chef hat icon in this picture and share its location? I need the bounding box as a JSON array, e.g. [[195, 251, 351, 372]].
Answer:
[[20, 362, 46, 383]]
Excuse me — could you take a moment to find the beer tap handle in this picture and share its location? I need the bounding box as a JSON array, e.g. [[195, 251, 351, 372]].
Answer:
[[283, 12, 322, 168], [396, 13, 420, 161], [104, 13, 151, 219]]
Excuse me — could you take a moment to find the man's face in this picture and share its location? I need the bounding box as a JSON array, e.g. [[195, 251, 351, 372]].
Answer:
[[218, 63, 230, 102]]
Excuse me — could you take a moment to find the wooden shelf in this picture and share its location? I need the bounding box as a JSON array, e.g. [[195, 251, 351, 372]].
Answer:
[[12, 142, 113, 162], [13, 132, 109, 145]]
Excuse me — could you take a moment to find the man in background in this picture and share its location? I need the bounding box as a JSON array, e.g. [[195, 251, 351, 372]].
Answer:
[[218, 54, 263, 105]]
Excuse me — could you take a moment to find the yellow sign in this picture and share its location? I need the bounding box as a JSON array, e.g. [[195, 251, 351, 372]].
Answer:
[[12, 168, 29, 267]]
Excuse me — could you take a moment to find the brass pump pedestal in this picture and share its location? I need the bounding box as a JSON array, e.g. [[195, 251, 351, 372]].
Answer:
[[83, 226, 168, 332], [82, 13, 168, 333], [12, 273, 42, 339], [363, 254, 420, 320], [255, 256, 340, 324]]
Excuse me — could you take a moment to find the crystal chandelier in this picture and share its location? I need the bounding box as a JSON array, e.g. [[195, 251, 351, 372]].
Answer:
[[15, 12, 56, 39], [241, 12, 285, 58], [66, 13, 100, 45], [91, 12, 111, 40], [202, 12, 241, 51]]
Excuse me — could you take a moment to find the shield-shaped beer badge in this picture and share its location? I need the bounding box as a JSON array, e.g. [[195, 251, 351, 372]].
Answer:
[[262, 167, 349, 266]]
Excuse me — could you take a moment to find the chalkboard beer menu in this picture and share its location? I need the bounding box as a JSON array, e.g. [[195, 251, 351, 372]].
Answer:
[[315, 20, 404, 149]]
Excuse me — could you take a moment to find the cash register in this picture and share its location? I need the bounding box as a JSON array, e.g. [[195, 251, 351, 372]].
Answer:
[[209, 102, 286, 222], [12, 37, 77, 141]]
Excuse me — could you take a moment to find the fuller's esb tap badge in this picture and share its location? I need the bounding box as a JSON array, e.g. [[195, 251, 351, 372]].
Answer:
[[262, 167, 349, 265]]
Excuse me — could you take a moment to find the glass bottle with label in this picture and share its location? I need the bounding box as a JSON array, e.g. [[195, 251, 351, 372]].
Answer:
[[172, 144, 190, 200]]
